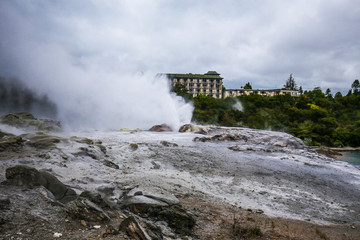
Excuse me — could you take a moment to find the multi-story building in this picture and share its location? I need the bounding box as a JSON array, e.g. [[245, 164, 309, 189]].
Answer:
[[224, 88, 300, 98], [165, 71, 223, 99]]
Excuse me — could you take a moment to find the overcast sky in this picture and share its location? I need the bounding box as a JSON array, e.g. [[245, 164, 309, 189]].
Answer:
[[1, 0, 359, 95]]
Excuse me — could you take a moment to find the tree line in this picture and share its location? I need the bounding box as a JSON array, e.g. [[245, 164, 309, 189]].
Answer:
[[173, 77, 360, 147]]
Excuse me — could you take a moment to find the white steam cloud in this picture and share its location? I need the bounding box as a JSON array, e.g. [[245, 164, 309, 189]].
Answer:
[[232, 99, 243, 111], [14, 56, 194, 130], [0, 2, 193, 131]]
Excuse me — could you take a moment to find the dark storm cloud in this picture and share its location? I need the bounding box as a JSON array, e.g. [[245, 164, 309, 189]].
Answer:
[[0, 0, 359, 98]]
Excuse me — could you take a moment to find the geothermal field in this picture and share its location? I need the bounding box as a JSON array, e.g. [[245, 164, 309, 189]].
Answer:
[[1, 119, 360, 239]]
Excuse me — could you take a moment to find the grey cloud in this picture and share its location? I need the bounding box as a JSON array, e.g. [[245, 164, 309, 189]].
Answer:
[[0, 0, 359, 100]]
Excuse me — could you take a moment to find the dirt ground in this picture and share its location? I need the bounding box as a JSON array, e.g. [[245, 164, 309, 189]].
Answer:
[[178, 196, 360, 240], [1, 187, 359, 240]]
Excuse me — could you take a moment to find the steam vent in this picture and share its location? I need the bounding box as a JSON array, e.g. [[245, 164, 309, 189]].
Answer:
[[166, 71, 223, 98]]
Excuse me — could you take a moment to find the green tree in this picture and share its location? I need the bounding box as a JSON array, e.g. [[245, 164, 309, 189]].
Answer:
[[222, 85, 226, 98], [307, 87, 325, 101], [243, 82, 252, 89], [325, 88, 332, 98], [352, 79, 360, 95], [171, 83, 192, 100], [283, 74, 298, 90], [334, 92, 342, 98]]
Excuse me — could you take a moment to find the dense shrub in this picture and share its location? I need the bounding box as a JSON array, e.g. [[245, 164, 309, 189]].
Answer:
[[191, 91, 360, 147]]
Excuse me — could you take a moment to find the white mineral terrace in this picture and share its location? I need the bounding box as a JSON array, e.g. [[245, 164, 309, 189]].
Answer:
[[1, 126, 360, 224]]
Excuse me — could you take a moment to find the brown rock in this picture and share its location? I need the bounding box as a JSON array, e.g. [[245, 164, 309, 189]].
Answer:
[[149, 124, 173, 132], [80, 220, 87, 227], [178, 124, 192, 132]]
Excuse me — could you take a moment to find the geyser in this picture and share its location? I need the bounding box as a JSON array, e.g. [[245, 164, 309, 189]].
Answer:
[[0, 2, 194, 131], [53, 72, 194, 131]]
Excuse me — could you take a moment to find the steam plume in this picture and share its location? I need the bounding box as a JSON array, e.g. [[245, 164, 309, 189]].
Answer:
[[0, 2, 193, 131], [0, 76, 57, 118]]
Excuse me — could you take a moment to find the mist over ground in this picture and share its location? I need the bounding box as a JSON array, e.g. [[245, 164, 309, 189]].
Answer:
[[0, 76, 57, 119], [0, 73, 193, 131]]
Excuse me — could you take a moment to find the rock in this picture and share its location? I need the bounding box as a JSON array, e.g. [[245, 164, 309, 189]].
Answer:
[[103, 160, 120, 169], [0, 112, 61, 132], [255, 209, 264, 214], [5, 165, 77, 203], [66, 197, 110, 223], [125, 188, 180, 205], [129, 143, 139, 150], [119, 128, 142, 132], [70, 136, 106, 153], [144, 221, 163, 240], [120, 188, 180, 214], [151, 161, 161, 169], [160, 141, 178, 147], [121, 195, 169, 212], [70, 136, 95, 145], [53, 232, 63, 238], [154, 205, 195, 235], [273, 141, 287, 147], [0, 129, 13, 138], [0, 195, 10, 210], [102, 225, 119, 238], [178, 124, 192, 133], [96, 144, 107, 153], [149, 124, 173, 132], [81, 219, 87, 227], [194, 134, 248, 142], [21, 132, 63, 149], [72, 147, 98, 159], [80, 190, 109, 208], [120, 188, 193, 235], [0, 134, 23, 152], [178, 124, 209, 134], [119, 216, 152, 240]]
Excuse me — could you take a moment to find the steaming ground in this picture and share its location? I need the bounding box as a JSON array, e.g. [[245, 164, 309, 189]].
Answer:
[[0, 74, 193, 131], [1, 126, 359, 225]]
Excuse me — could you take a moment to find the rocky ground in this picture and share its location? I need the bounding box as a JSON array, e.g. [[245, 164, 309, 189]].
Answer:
[[0, 114, 360, 239]]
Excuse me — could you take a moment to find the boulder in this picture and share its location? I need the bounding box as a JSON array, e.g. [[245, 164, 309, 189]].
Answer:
[[129, 143, 139, 150], [0, 112, 61, 132], [120, 188, 194, 236], [120, 188, 180, 212], [5, 165, 77, 203], [149, 124, 173, 132], [151, 205, 195, 235], [178, 124, 210, 134]]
